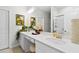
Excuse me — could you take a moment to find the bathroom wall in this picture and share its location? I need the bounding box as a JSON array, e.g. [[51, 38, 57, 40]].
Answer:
[[51, 7, 59, 32], [51, 6, 79, 36], [59, 7, 79, 35], [0, 6, 27, 48], [25, 8, 50, 32], [0, 6, 50, 48]]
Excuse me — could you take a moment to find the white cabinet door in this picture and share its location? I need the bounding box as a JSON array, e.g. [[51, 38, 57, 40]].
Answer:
[[19, 34, 35, 52], [0, 10, 9, 49], [19, 34, 30, 52], [35, 41, 63, 53]]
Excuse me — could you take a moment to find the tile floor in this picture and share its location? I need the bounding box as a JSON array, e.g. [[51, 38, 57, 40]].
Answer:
[[0, 46, 24, 53]]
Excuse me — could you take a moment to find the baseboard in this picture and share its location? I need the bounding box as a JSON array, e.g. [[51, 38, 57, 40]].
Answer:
[[9, 43, 19, 48]]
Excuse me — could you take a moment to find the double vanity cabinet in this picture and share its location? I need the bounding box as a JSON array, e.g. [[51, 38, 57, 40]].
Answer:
[[19, 32, 79, 53], [19, 32, 63, 53]]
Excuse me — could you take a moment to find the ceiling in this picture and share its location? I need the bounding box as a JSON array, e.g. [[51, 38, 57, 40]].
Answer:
[[26, 6, 51, 13], [36, 6, 51, 13], [26, 6, 66, 13], [35, 6, 66, 13], [54, 6, 66, 11]]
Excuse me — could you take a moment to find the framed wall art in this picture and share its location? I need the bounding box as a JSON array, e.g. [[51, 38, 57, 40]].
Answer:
[[16, 14, 24, 26]]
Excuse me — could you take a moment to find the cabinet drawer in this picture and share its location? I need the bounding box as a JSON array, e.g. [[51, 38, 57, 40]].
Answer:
[[35, 41, 63, 53]]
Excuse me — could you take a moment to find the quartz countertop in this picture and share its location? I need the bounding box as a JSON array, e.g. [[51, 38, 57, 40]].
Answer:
[[20, 32, 79, 53]]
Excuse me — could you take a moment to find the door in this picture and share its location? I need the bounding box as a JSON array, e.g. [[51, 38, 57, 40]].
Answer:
[[54, 15, 64, 34], [0, 9, 9, 49]]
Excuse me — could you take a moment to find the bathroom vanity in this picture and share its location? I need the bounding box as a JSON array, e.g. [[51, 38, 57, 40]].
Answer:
[[19, 32, 79, 53]]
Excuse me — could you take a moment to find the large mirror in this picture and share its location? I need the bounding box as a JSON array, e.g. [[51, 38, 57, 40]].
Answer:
[[53, 15, 64, 34]]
